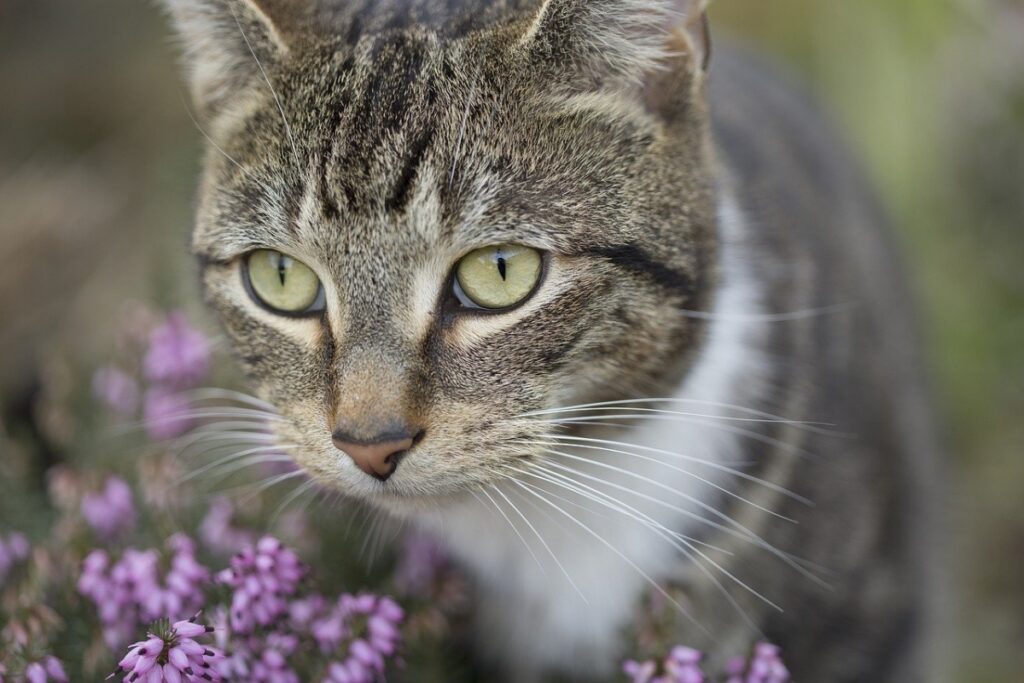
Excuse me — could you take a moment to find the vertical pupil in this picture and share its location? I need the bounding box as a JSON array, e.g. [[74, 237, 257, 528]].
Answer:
[[276, 254, 288, 287], [496, 255, 507, 281]]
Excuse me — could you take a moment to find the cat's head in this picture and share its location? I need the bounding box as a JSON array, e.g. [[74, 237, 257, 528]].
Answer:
[[162, 0, 717, 509]]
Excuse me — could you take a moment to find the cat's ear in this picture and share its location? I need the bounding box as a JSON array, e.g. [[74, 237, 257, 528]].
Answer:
[[159, 0, 292, 118], [518, 0, 710, 87]]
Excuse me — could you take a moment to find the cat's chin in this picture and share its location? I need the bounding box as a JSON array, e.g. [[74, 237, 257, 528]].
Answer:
[[347, 486, 480, 521]]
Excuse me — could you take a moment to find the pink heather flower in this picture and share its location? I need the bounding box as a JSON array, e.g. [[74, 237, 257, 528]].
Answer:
[[664, 646, 705, 683], [288, 594, 327, 630], [143, 387, 195, 440], [724, 656, 747, 683], [142, 312, 211, 389], [217, 536, 306, 634], [17, 657, 67, 683], [199, 497, 255, 556], [623, 646, 708, 683], [319, 594, 404, 683], [719, 643, 789, 683], [744, 642, 790, 683], [113, 616, 222, 683], [0, 532, 30, 585], [623, 659, 657, 683], [93, 366, 140, 417], [78, 537, 209, 650], [393, 532, 448, 596], [82, 476, 136, 541]]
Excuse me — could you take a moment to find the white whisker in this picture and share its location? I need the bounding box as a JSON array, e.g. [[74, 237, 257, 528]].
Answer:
[[532, 441, 802, 521], [230, 5, 300, 168], [545, 415, 813, 457], [509, 478, 709, 637], [474, 488, 549, 580], [527, 463, 780, 617], [542, 434, 813, 505], [183, 388, 278, 412]]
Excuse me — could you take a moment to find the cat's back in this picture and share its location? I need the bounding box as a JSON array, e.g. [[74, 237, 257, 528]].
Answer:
[[708, 43, 945, 682]]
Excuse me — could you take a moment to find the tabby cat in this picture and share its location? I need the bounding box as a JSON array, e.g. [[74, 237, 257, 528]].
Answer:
[[159, 0, 943, 680]]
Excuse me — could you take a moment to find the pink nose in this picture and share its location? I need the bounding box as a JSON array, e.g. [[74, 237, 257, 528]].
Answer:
[[331, 430, 417, 481]]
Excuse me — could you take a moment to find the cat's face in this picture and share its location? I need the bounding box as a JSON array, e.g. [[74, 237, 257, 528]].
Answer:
[[167, 0, 715, 509]]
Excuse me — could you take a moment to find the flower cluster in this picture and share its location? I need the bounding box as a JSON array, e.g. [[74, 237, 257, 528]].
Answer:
[[624, 646, 706, 683], [725, 643, 789, 683], [93, 308, 212, 439], [78, 535, 209, 649], [393, 532, 448, 597], [143, 312, 212, 389], [81, 476, 137, 541], [8, 656, 68, 683], [8, 308, 790, 680], [0, 532, 30, 586], [93, 366, 140, 417], [198, 497, 255, 556], [309, 593, 404, 683], [217, 536, 306, 634], [624, 643, 789, 683], [111, 617, 222, 683]]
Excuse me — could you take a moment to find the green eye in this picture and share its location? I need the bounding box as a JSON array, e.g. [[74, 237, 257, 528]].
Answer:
[[245, 249, 324, 315], [455, 244, 543, 310]]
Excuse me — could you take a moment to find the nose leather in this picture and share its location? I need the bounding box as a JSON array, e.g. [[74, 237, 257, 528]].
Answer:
[[332, 433, 415, 481]]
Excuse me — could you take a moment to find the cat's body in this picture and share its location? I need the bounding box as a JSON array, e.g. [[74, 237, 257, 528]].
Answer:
[[428, 46, 943, 682], [160, 1, 943, 680]]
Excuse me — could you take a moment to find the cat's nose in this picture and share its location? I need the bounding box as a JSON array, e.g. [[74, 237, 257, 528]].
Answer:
[[331, 426, 419, 482]]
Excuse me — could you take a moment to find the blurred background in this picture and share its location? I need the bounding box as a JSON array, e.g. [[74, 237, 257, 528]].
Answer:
[[0, 0, 1021, 679]]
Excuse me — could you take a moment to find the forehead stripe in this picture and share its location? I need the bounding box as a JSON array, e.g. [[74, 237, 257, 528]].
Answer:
[[577, 244, 698, 301], [385, 126, 437, 213]]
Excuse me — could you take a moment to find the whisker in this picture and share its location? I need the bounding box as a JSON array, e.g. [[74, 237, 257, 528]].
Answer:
[[271, 478, 319, 524], [542, 434, 813, 505], [527, 463, 779, 616], [525, 406, 832, 431], [180, 93, 242, 170], [178, 444, 298, 483], [183, 388, 278, 412], [474, 488, 549, 581], [520, 466, 770, 630], [532, 440, 802, 520], [170, 428, 280, 455], [229, 5, 300, 168], [544, 415, 813, 457], [488, 483, 590, 603], [524, 463, 732, 556], [516, 452, 826, 587], [678, 302, 855, 323], [521, 397, 833, 427], [509, 478, 709, 637], [231, 469, 307, 503]]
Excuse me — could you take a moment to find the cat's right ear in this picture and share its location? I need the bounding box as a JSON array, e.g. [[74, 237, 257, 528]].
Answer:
[[516, 0, 710, 89], [159, 0, 291, 119]]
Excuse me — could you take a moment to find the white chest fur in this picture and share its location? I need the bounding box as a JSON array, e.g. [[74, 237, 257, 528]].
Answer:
[[423, 196, 766, 680]]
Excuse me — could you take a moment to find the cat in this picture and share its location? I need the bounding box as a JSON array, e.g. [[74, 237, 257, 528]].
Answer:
[[159, 1, 944, 680]]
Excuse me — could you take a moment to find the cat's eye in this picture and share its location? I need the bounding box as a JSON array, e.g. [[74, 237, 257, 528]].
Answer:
[[244, 249, 325, 316], [454, 244, 543, 310]]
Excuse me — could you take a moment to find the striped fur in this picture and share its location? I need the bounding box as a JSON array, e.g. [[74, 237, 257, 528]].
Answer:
[[161, 1, 941, 681]]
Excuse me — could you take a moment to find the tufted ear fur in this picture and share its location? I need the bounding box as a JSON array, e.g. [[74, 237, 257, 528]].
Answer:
[[159, 0, 295, 119], [518, 0, 711, 89]]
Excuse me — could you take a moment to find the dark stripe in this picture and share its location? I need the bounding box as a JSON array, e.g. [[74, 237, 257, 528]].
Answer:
[[580, 244, 697, 301], [385, 127, 436, 212]]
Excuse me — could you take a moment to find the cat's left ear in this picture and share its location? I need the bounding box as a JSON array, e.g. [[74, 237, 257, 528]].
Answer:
[[159, 0, 295, 119], [517, 0, 710, 87]]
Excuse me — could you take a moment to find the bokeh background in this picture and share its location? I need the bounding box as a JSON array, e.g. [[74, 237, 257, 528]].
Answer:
[[1, 0, 1021, 679]]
